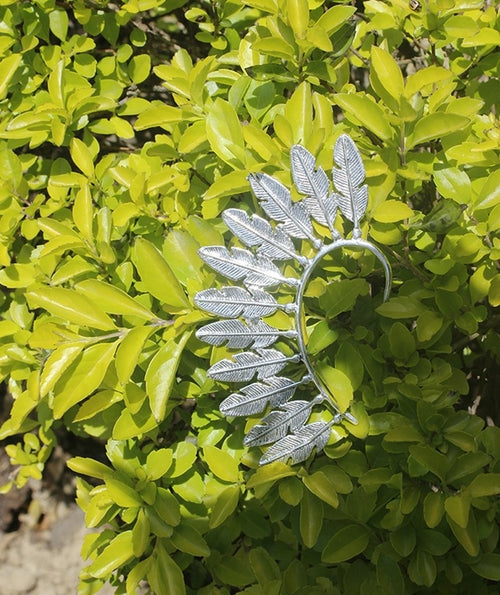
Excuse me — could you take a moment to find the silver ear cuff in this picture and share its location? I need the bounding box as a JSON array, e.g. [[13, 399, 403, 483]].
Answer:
[[194, 135, 391, 465]]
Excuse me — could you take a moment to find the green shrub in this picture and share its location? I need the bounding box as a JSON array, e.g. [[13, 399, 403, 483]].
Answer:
[[0, 0, 499, 593]]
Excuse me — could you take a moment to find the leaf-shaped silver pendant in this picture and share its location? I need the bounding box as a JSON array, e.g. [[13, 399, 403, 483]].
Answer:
[[332, 134, 368, 235], [290, 145, 338, 237], [196, 319, 293, 349], [194, 286, 284, 320], [248, 173, 320, 247], [259, 421, 332, 465], [223, 208, 304, 263], [207, 348, 300, 382], [220, 376, 303, 416], [199, 246, 297, 288], [244, 399, 318, 447]]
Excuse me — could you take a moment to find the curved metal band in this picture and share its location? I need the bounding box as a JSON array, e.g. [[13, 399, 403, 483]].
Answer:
[[295, 238, 392, 421]]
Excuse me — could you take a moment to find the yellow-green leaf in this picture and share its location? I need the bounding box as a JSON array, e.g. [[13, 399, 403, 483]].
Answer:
[[171, 522, 210, 557], [134, 103, 184, 130], [87, 531, 134, 579], [148, 543, 186, 595], [206, 98, 245, 167], [70, 137, 94, 177], [52, 341, 118, 419], [335, 94, 393, 141], [0, 263, 37, 288], [284, 82, 313, 145], [0, 54, 22, 100], [133, 238, 189, 312], [300, 489, 323, 547], [105, 477, 142, 507], [302, 470, 339, 508], [72, 184, 94, 241], [132, 509, 151, 557], [49, 9, 68, 41], [146, 448, 174, 480], [26, 286, 116, 330], [204, 445, 239, 483], [75, 279, 155, 320], [408, 113, 470, 148], [115, 325, 155, 385], [370, 46, 404, 111], [315, 364, 353, 413], [67, 456, 112, 480], [209, 485, 240, 529], [372, 199, 414, 222], [40, 344, 84, 397], [145, 332, 191, 422], [287, 0, 308, 39]]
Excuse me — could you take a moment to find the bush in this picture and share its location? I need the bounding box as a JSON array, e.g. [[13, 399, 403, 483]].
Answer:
[[0, 0, 499, 593]]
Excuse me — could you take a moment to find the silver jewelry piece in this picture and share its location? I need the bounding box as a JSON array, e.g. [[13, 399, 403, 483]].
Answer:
[[195, 134, 392, 465]]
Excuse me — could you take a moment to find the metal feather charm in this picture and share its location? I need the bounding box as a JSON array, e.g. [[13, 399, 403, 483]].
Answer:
[[222, 208, 304, 264], [207, 348, 301, 382], [259, 421, 333, 465], [194, 134, 392, 466], [220, 376, 305, 417], [244, 397, 322, 447], [291, 145, 339, 238], [194, 286, 285, 320], [199, 246, 298, 288], [332, 134, 368, 237], [196, 319, 294, 349], [248, 173, 320, 247]]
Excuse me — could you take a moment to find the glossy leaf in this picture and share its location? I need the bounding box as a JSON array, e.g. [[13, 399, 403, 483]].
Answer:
[[145, 332, 191, 422], [70, 138, 94, 177], [105, 477, 142, 507], [40, 344, 83, 397], [148, 543, 186, 595], [26, 286, 116, 330], [372, 200, 413, 222], [471, 554, 500, 581], [132, 509, 151, 557], [322, 524, 370, 563], [335, 94, 393, 141], [115, 326, 155, 385], [171, 522, 210, 557], [133, 238, 189, 312], [87, 530, 134, 579], [408, 113, 470, 148], [52, 341, 118, 419], [206, 98, 245, 167], [204, 445, 239, 482], [209, 485, 240, 529], [67, 456, 111, 480], [300, 489, 323, 548], [75, 279, 155, 320], [370, 46, 404, 111], [302, 470, 339, 508]]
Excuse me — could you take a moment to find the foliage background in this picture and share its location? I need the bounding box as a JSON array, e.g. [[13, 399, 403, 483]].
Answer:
[[0, 0, 499, 593]]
